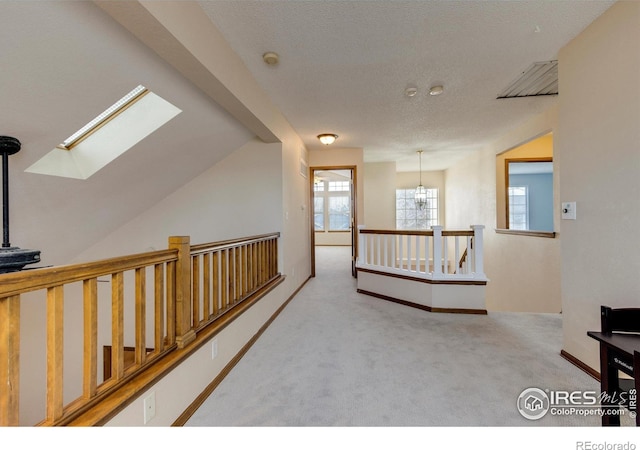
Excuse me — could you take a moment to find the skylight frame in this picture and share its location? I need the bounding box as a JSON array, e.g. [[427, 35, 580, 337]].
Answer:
[[57, 85, 149, 150]]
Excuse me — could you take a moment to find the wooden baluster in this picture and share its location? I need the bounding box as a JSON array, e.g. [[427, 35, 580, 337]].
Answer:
[[407, 234, 412, 271], [242, 244, 248, 296], [135, 268, 146, 367], [192, 255, 200, 328], [252, 243, 258, 289], [46, 285, 64, 423], [154, 263, 165, 352], [203, 253, 211, 322], [247, 244, 255, 292], [166, 260, 176, 347], [229, 247, 236, 304], [271, 238, 277, 278], [83, 279, 98, 400], [222, 249, 228, 310], [0, 295, 21, 426], [398, 234, 404, 270], [260, 241, 265, 284], [235, 245, 241, 299], [212, 251, 219, 316], [111, 272, 125, 381]]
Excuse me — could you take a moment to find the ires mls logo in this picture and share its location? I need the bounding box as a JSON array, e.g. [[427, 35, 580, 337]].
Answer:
[[517, 388, 550, 420], [517, 387, 637, 420]]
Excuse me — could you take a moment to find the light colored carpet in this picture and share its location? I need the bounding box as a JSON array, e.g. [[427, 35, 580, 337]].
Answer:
[[185, 246, 631, 427]]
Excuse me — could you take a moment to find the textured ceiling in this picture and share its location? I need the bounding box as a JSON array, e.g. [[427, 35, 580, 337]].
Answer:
[[198, 0, 615, 171]]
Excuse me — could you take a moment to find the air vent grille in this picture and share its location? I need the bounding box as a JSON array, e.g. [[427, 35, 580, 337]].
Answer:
[[497, 60, 558, 99]]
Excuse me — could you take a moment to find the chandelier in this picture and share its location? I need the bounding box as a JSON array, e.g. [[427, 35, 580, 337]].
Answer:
[[415, 150, 427, 210]]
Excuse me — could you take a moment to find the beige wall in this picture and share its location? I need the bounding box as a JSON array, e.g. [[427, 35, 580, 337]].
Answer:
[[364, 162, 397, 229], [557, 1, 640, 371], [445, 107, 561, 313]]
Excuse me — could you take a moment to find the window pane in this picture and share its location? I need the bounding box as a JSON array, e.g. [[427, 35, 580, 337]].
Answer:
[[314, 196, 324, 231], [329, 196, 350, 230], [395, 188, 438, 230], [328, 181, 349, 192]]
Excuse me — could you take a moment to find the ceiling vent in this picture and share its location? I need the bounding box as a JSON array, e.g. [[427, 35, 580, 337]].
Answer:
[[497, 60, 558, 99]]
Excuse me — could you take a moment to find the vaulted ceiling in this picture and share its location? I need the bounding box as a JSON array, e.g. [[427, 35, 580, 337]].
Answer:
[[0, 0, 616, 264]]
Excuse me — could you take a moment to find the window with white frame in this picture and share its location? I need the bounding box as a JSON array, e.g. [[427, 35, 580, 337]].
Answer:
[[508, 186, 529, 230], [314, 179, 351, 231], [395, 188, 438, 229]]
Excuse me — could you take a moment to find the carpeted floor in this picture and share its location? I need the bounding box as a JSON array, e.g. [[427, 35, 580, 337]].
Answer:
[[185, 246, 632, 427]]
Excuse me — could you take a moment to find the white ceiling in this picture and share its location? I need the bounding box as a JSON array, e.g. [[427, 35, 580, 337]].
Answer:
[[198, 0, 615, 172]]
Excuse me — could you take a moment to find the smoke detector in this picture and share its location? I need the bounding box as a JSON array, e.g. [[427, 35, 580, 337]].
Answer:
[[405, 87, 418, 97], [263, 52, 279, 66], [429, 85, 444, 96]]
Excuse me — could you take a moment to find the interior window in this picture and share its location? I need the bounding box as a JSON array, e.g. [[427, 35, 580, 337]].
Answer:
[[506, 160, 553, 232]]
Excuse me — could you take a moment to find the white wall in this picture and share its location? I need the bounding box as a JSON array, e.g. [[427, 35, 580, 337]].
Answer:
[[445, 107, 561, 313], [557, 1, 640, 371]]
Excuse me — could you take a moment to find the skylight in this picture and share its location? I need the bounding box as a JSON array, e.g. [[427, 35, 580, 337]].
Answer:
[[25, 85, 181, 180]]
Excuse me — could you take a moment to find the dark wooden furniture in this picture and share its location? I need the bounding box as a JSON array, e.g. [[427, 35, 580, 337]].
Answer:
[[587, 305, 640, 426]]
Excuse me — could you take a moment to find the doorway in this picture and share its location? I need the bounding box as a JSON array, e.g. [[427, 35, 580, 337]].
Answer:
[[309, 166, 358, 278]]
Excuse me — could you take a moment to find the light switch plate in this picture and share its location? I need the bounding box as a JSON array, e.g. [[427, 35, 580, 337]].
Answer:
[[561, 202, 576, 220]]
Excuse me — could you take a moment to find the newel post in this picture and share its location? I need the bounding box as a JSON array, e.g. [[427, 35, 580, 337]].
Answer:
[[471, 225, 485, 277], [358, 226, 366, 266], [169, 236, 196, 348], [432, 225, 443, 276]]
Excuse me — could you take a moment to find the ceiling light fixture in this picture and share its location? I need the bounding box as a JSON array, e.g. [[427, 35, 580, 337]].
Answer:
[[317, 134, 338, 145], [415, 150, 427, 210], [429, 85, 444, 96], [263, 52, 279, 66]]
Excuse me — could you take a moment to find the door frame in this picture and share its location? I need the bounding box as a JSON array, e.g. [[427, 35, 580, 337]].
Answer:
[[309, 165, 358, 277]]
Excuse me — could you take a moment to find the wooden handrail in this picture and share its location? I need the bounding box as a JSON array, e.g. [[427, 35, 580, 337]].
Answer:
[[0, 232, 281, 426], [359, 229, 474, 237], [0, 249, 178, 298]]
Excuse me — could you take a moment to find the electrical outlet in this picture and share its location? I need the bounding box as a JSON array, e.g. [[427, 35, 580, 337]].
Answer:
[[211, 339, 218, 359], [143, 392, 156, 424]]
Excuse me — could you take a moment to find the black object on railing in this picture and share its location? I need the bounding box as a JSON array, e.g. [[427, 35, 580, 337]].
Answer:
[[0, 136, 40, 273]]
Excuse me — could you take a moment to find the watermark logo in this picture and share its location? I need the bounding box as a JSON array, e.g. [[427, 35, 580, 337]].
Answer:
[[517, 387, 550, 420], [516, 387, 637, 420]]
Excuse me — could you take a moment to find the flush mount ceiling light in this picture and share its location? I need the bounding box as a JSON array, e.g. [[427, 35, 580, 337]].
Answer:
[[429, 85, 444, 96], [317, 134, 338, 145], [263, 52, 279, 66]]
